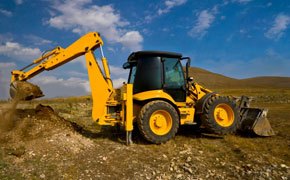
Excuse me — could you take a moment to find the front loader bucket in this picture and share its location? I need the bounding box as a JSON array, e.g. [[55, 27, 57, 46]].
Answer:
[[10, 81, 44, 100], [239, 108, 275, 136]]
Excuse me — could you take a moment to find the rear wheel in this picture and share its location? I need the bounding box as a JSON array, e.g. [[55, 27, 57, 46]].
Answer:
[[201, 96, 239, 134], [137, 100, 179, 144]]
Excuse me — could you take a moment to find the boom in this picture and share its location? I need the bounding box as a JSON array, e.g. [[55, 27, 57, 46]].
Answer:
[[12, 32, 112, 88], [11, 32, 117, 121]]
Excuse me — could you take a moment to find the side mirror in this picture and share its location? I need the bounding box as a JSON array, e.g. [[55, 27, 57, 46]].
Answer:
[[181, 57, 191, 82], [123, 62, 131, 69], [187, 77, 194, 82]]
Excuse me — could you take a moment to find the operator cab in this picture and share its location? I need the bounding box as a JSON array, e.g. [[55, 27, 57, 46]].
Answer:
[[123, 51, 190, 102]]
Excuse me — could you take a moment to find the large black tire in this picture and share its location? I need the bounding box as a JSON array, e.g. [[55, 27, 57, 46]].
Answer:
[[137, 100, 179, 144], [201, 96, 240, 134]]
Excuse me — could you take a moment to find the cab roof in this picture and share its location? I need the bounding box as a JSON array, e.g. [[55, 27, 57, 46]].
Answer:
[[128, 51, 182, 62]]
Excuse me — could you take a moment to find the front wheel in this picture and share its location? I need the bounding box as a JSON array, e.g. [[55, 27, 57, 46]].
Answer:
[[201, 96, 240, 134], [137, 100, 179, 144]]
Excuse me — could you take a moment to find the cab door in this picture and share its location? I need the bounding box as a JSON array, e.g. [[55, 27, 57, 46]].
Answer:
[[162, 58, 186, 102]]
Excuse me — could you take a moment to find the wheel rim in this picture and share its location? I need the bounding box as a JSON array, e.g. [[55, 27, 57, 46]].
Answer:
[[149, 110, 172, 135], [213, 103, 235, 127]]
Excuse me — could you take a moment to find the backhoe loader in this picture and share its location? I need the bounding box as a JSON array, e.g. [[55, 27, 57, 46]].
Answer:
[[10, 32, 274, 144]]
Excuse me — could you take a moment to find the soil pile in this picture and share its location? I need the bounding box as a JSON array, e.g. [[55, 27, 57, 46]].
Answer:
[[0, 103, 96, 179], [1, 104, 72, 142]]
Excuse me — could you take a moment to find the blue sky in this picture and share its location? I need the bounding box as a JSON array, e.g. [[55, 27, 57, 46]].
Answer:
[[0, 0, 290, 99]]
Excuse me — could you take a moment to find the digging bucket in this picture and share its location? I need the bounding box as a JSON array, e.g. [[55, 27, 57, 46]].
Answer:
[[10, 81, 44, 100], [239, 108, 275, 136]]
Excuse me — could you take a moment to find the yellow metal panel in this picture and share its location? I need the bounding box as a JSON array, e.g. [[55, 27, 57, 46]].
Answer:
[[179, 108, 195, 125], [133, 90, 176, 104], [175, 102, 186, 107], [101, 57, 110, 78], [45, 32, 103, 70], [11, 32, 104, 82], [85, 51, 111, 121], [125, 84, 133, 131], [194, 83, 212, 100]]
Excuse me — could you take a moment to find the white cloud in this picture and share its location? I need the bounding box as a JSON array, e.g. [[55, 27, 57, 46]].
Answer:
[[189, 10, 216, 39], [0, 33, 13, 43], [29, 73, 127, 98], [71, 54, 129, 87], [72, 57, 87, 69], [30, 75, 90, 98], [0, 62, 17, 99], [67, 70, 88, 78], [143, 0, 187, 23], [24, 35, 52, 46], [158, 0, 187, 15], [232, 0, 252, 4], [118, 31, 143, 51], [265, 14, 290, 40], [47, 0, 143, 51], [107, 47, 116, 53], [0, 42, 41, 61], [0, 9, 12, 17], [72, 56, 129, 76], [72, 57, 129, 87], [113, 78, 127, 88], [109, 65, 128, 77], [14, 0, 23, 5]]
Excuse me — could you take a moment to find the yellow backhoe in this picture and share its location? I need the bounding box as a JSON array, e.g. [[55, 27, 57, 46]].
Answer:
[[10, 32, 274, 144]]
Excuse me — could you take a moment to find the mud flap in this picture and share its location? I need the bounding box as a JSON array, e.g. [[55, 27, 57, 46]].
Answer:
[[10, 81, 44, 100], [239, 108, 275, 136]]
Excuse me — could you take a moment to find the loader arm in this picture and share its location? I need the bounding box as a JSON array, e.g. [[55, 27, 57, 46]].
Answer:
[[10, 32, 115, 121]]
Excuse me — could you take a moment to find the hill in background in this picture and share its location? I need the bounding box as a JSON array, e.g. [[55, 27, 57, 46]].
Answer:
[[189, 67, 290, 89]]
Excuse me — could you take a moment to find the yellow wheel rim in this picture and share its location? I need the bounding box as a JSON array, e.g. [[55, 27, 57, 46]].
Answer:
[[213, 104, 235, 127], [149, 110, 172, 135]]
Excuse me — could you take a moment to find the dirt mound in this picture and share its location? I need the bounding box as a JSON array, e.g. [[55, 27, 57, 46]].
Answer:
[[0, 103, 96, 179], [0, 104, 74, 144], [0, 103, 95, 158]]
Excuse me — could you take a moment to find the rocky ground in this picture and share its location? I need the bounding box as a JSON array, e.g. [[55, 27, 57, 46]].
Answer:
[[0, 89, 289, 179]]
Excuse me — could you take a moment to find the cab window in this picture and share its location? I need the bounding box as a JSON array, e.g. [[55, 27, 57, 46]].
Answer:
[[163, 58, 185, 88]]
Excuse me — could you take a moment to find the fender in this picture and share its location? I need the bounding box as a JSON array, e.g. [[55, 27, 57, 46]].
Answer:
[[133, 90, 176, 104], [195, 92, 217, 114]]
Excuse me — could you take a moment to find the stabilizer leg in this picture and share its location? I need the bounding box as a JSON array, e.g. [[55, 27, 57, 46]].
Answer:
[[126, 131, 133, 145]]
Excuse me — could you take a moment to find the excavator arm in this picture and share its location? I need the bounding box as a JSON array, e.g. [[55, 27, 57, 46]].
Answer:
[[10, 32, 120, 122], [11, 32, 112, 86]]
